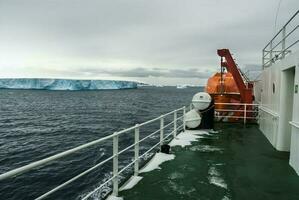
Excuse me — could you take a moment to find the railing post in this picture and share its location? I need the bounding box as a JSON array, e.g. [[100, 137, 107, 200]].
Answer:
[[270, 41, 273, 63], [189, 103, 192, 111], [282, 26, 286, 58], [262, 50, 265, 69], [160, 115, 164, 146], [183, 106, 186, 132], [134, 124, 140, 176], [244, 104, 247, 124], [174, 110, 177, 138], [112, 133, 119, 196]]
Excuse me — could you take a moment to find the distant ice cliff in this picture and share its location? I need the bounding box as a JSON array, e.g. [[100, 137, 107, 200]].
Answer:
[[0, 79, 137, 90]]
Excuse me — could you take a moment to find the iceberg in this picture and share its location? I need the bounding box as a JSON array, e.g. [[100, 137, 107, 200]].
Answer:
[[0, 78, 137, 91]]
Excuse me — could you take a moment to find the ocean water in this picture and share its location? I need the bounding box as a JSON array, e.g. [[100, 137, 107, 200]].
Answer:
[[0, 86, 201, 200]]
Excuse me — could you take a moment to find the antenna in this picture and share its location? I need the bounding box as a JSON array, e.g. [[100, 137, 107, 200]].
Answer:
[[274, 0, 283, 36]]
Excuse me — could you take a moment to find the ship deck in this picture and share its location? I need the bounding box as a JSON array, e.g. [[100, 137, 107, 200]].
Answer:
[[119, 123, 299, 200]]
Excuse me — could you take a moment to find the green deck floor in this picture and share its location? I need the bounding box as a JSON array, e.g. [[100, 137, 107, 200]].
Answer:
[[119, 123, 299, 200]]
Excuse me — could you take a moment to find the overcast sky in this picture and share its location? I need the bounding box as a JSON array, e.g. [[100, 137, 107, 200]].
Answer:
[[0, 0, 298, 85]]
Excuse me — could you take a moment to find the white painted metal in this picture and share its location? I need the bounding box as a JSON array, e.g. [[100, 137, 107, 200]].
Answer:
[[214, 103, 259, 122], [0, 133, 115, 181], [259, 11, 299, 174], [290, 121, 299, 175], [174, 110, 177, 137], [183, 106, 186, 131], [282, 27, 286, 58], [263, 10, 298, 68], [160, 115, 164, 146], [185, 109, 201, 128], [134, 125, 140, 176], [244, 104, 247, 124], [192, 92, 211, 110], [113, 134, 119, 196]]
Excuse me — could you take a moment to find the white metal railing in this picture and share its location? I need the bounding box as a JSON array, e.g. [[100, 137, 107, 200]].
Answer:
[[259, 106, 279, 119], [214, 103, 259, 124], [189, 102, 259, 124], [290, 121, 299, 129], [0, 106, 188, 200], [263, 10, 299, 68]]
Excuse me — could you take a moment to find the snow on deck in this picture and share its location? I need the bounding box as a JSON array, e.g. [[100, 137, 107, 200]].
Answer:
[[119, 176, 143, 191], [139, 152, 175, 173], [169, 130, 210, 147]]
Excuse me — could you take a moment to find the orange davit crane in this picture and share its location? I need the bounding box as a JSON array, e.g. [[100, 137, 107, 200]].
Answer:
[[205, 49, 254, 121], [217, 49, 254, 104]]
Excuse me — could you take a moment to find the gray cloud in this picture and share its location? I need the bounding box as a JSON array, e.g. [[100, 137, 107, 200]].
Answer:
[[0, 0, 298, 85], [80, 67, 214, 78]]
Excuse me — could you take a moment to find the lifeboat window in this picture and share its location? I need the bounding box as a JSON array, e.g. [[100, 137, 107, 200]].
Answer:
[[273, 83, 275, 94]]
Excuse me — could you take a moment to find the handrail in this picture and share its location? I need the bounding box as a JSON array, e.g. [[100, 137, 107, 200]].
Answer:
[[214, 102, 259, 106], [0, 105, 187, 200], [0, 133, 116, 181], [262, 10, 299, 68], [213, 102, 259, 124], [289, 121, 299, 129], [259, 106, 279, 118], [263, 10, 299, 49]]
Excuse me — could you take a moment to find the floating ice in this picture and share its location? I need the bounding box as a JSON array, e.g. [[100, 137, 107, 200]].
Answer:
[[119, 176, 143, 191], [0, 78, 137, 90], [139, 152, 175, 173]]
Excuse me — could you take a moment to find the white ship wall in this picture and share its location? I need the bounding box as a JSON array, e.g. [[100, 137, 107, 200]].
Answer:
[[258, 50, 299, 175]]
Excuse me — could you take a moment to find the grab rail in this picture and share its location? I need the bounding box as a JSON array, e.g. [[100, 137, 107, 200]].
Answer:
[[214, 103, 259, 124], [262, 10, 299, 68], [0, 106, 188, 200]]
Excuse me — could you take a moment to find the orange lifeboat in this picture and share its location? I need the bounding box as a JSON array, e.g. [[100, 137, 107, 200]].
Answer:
[[205, 72, 241, 110]]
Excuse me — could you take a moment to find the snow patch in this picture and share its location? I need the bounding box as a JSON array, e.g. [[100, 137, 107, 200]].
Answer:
[[106, 195, 123, 200], [208, 166, 221, 176], [208, 176, 227, 189], [119, 176, 143, 191], [209, 130, 220, 134], [139, 153, 175, 173], [208, 166, 227, 189], [169, 130, 208, 147], [190, 145, 223, 152]]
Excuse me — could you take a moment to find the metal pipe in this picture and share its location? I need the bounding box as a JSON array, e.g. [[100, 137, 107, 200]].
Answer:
[[173, 110, 177, 138], [112, 133, 119, 196], [263, 10, 298, 50], [244, 104, 247, 124], [160, 115, 164, 146], [183, 106, 186, 131], [134, 124, 140, 176]]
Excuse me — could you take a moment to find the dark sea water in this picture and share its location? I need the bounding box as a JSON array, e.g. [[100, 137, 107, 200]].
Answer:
[[0, 86, 201, 200]]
